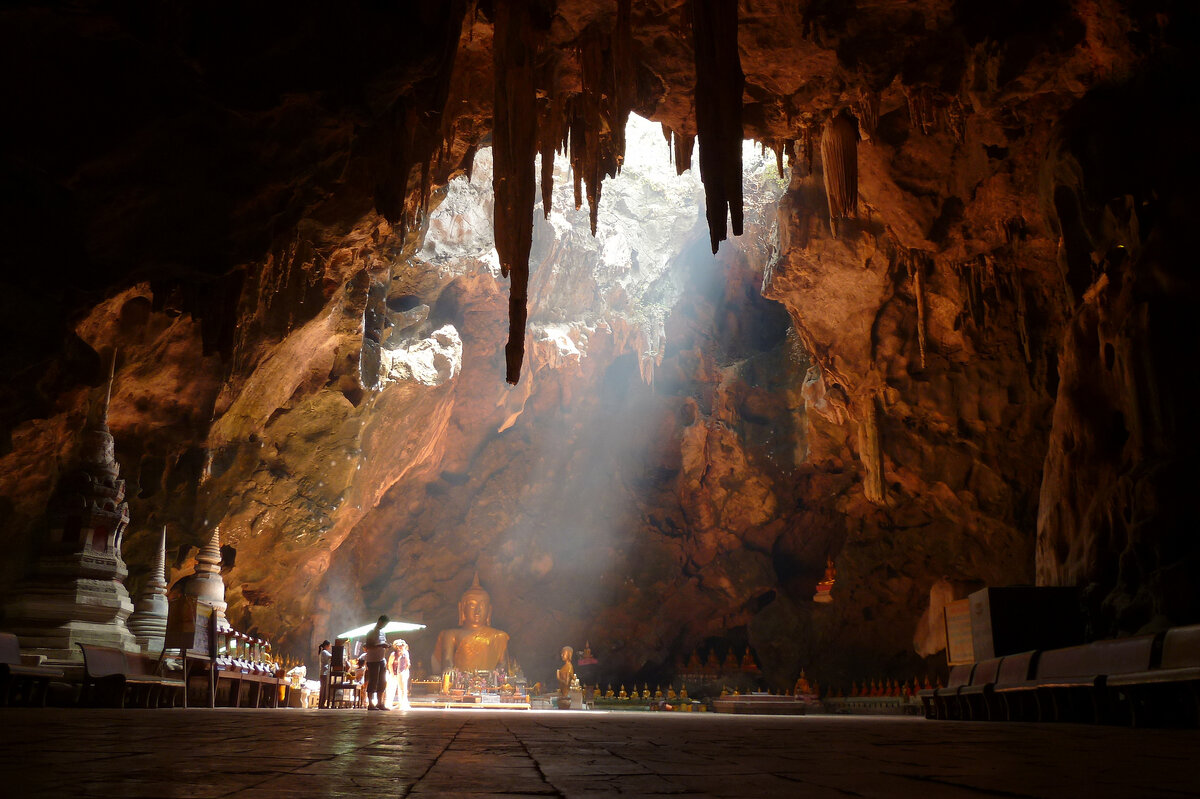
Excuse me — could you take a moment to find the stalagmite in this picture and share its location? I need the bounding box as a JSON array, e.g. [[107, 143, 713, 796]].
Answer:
[[859, 394, 886, 505], [691, 0, 744, 253], [820, 112, 858, 235], [492, 0, 540, 384]]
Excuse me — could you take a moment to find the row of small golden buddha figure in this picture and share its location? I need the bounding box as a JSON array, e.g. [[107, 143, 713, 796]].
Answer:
[[829, 676, 942, 699], [676, 646, 761, 676]]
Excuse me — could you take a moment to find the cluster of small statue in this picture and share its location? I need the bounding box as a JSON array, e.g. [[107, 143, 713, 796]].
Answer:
[[829, 676, 936, 698], [597, 683, 691, 701]]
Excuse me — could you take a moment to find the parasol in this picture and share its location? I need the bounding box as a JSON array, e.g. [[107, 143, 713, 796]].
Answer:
[[336, 620, 426, 639]]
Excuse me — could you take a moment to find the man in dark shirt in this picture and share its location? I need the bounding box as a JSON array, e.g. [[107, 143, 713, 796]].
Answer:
[[363, 616, 390, 710]]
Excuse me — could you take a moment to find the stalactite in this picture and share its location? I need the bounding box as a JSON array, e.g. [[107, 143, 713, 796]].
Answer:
[[820, 111, 858, 235], [944, 97, 966, 145], [905, 86, 937, 135], [578, 35, 606, 235], [371, 1, 467, 238], [611, 0, 635, 172], [691, 0, 744, 253], [859, 393, 886, 505], [492, 0, 540, 384], [1015, 278, 1032, 364], [802, 124, 814, 174], [857, 89, 880, 142], [661, 125, 696, 175], [537, 94, 565, 219], [674, 132, 695, 175], [773, 140, 785, 177], [913, 265, 928, 370], [462, 142, 478, 182]]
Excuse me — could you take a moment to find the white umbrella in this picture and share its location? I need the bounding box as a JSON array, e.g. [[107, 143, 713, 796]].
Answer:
[[336, 620, 426, 639]]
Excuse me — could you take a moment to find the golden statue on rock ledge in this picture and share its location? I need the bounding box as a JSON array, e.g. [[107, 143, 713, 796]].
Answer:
[[432, 573, 510, 673]]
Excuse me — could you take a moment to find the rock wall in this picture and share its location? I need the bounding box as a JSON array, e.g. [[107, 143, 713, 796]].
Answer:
[[0, 1, 1197, 688]]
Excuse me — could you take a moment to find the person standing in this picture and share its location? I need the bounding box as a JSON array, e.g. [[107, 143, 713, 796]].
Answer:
[[317, 640, 332, 709], [387, 639, 411, 710], [363, 616, 390, 710]]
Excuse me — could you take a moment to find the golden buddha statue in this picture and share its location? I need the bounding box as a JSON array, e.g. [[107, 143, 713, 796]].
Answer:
[[814, 557, 836, 603], [556, 646, 574, 697], [432, 573, 510, 673]]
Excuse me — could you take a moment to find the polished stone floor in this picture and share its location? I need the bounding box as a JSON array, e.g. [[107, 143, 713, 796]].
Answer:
[[0, 708, 1197, 798]]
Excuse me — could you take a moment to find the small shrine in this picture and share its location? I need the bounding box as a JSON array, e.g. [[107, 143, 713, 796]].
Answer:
[[2, 363, 137, 661]]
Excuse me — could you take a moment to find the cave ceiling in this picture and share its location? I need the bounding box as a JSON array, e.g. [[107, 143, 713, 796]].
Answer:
[[0, 0, 1197, 686]]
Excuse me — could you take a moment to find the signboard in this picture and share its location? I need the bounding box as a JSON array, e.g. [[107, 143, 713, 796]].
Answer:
[[166, 596, 215, 656], [943, 598, 974, 666]]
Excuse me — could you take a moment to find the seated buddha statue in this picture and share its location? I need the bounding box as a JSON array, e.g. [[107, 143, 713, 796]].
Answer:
[[432, 573, 510, 673]]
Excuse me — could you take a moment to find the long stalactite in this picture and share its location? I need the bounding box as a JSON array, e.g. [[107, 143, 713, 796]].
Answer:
[[821, 111, 858, 235], [691, 0, 744, 254], [492, 0, 540, 384]]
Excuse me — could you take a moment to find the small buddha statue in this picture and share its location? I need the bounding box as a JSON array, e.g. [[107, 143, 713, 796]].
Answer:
[[654, 686, 663, 699], [618, 685, 628, 700], [814, 557, 836, 603], [794, 669, 813, 696], [605, 684, 614, 698], [556, 646, 574, 697], [680, 683, 688, 700], [667, 686, 677, 700], [432, 573, 510, 673]]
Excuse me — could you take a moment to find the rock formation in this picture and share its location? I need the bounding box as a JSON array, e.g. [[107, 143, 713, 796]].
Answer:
[[0, 1, 1196, 688]]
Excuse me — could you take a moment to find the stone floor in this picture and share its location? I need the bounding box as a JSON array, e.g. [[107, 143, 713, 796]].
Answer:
[[0, 708, 1197, 798]]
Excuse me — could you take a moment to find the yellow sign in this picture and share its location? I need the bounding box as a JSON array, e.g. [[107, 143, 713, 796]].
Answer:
[[943, 599, 974, 666]]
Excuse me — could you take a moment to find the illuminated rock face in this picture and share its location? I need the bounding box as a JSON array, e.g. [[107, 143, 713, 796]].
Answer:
[[0, 3, 1197, 686]]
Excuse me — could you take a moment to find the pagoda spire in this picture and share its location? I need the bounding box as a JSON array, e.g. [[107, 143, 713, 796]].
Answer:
[[128, 525, 170, 652], [100, 348, 116, 431]]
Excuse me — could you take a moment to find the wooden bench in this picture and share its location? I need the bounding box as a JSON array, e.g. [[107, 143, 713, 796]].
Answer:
[[988, 650, 1038, 721], [0, 632, 64, 706], [78, 644, 184, 708], [917, 663, 975, 720], [215, 667, 281, 708], [1107, 624, 1200, 726], [956, 656, 1005, 721], [994, 635, 1156, 722]]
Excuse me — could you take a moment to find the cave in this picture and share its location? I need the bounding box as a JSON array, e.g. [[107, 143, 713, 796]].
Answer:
[[1, 0, 1198, 794]]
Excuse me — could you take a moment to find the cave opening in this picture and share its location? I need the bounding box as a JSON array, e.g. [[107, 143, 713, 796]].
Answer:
[[353, 114, 798, 685]]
